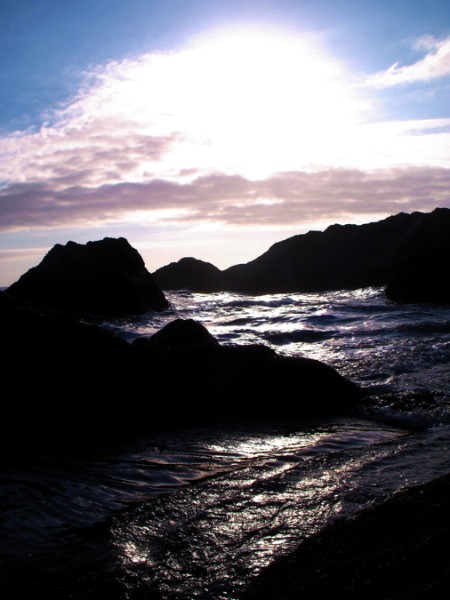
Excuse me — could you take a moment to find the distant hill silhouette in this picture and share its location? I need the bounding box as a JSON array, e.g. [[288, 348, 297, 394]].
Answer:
[[153, 208, 450, 299], [154, 256, 221, 291]]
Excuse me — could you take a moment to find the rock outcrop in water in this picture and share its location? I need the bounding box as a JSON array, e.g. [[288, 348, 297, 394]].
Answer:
[[153, 257, 221, 292], [152, 208, 450, 296], [0, 293, 361, 454], [133, 318, 219, 349], [7, 237, 168, 315]]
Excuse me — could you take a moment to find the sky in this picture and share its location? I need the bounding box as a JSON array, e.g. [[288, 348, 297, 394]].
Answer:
[[1, 0, 450, 285]]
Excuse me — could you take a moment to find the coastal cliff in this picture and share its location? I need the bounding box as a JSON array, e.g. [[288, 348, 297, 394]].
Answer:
[[153, 208, 450, 301]]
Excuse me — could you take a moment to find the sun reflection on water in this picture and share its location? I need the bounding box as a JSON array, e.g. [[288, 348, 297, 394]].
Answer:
[[94, 287, 450, 597], [111, 419, 411, 599], [205, 430, 326, 460]]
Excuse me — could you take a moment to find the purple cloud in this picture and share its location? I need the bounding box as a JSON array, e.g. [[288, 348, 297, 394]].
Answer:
[[1, 167, 449, 232]]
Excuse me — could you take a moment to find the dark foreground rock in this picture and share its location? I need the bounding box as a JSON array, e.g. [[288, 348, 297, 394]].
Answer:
[[132, 318, 219, 349], [243, 473, 450, 600], [0, 293, 360, 455], [7, 237, 168, 315], [153, 208, 450, 295], [386, 240, 450, 303]]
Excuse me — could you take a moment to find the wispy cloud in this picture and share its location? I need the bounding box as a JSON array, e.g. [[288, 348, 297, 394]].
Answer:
[[367, 36, 450, 88], [0, 120, 179, 188], [1, 167, 448, 232]]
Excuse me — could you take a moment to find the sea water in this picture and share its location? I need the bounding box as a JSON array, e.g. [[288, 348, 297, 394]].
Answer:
[[1, 287, 449, 598]]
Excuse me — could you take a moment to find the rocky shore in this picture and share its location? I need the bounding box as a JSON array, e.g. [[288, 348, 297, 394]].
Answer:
[[0, 290, 361, 455], [2, 233, 449, 599], [244, 473, 450, 600]]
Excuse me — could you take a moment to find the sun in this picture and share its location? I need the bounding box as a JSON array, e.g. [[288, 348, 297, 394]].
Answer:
[[60, 25, 372, 181], [168, 26, 370, 176]]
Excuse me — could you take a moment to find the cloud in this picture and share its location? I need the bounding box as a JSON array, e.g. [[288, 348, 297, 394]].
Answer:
[[1, 26, 450, 273], [0, 28, 378, 189], [1, 28, 449, 205], [1, 167, 449, 232], [0, 121, 179, 188], [367, 36, 450, 88]]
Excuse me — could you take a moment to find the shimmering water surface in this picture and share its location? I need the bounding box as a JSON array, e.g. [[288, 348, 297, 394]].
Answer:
[[108, 288, 450, 425], [2, 288, 450, 599]]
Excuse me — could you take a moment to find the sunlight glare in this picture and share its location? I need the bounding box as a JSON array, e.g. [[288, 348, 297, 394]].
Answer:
[[178, 28, 369, 176], [80, 26, 371, 178]]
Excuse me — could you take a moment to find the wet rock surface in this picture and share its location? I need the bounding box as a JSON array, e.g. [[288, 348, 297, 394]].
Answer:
[[243, 473, 450, 600]]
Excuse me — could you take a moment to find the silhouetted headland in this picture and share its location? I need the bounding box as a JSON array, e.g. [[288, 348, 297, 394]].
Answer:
[[7, 237, 168, 315], [243, 472, 450, 600], [0, 293, 361, 455], [386, 239, 450, 303], [154, 208, 450, 302]]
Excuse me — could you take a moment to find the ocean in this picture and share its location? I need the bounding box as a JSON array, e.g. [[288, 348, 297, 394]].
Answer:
[[1, 287, 449, 599]]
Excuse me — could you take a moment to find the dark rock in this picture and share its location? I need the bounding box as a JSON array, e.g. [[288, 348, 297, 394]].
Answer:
[[243, 473, 450, 600], [133, 318, 218, 349], [219, 208, 450, 294], [153, 208, 450, 295], [7, 237, 168, 316], [0, 292, 361, 455], [131, 339, 361, 424], [0, 290, 136, 452], [153, 257, 222, 291], [386, 240, 450, 303]]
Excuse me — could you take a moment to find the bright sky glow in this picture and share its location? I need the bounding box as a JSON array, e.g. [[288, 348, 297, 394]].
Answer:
[[0, 1, 449, 284]]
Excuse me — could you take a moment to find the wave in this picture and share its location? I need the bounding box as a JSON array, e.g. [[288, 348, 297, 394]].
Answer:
[[264, 329, 335, 344], [305, 314, 360, 326], [225, 297, 298, 309], [358, 389, 450, 430]]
